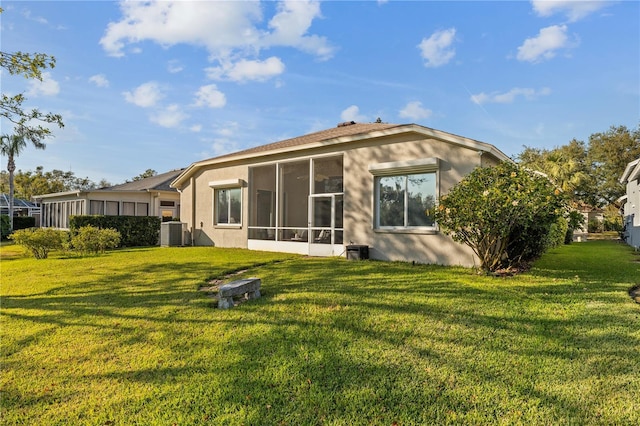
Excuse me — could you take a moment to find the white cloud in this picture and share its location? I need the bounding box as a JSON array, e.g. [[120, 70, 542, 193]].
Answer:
[[531, 0, 611, 22], [418, 28, 457, 68], [264, 0, 333, 60], [167, 60, 184, 74], [190, 124, 202, 133], [26, 72, 60, 97], [470, 87, 552, 105], [123, 82, 164, 108], [206, 56, 285, 82], [149, 104, 187, 128], [193, 84, 226, 108], [340, 105, 367, 123], [89, 74, 109, 88], [516, 25, 577, 62], [100, 0, 333, 66], [398, 101, 432, 121]]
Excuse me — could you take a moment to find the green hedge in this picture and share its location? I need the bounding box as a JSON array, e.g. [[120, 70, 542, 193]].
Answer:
[[1, 215, 38, 239], [14, 216, 36, 230], [0, 215, 9, 239], [69, 215, 161, 247]]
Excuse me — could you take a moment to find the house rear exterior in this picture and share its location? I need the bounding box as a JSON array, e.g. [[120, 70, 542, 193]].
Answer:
[[171, 122, 510, 267], [35, 169, 183, 229], [620, 157, 640, 248]]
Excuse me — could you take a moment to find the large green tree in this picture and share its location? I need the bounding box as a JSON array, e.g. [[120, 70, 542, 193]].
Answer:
[[518, 123, 640, 207], [1, 8, 64, 229], [517, 139, 593, 205], [0, 134, 45, 230], [587, 124, 640, 205], [0, 8, 64, 144], [129, 169, 157, 182], [0, 166, 107, 200]]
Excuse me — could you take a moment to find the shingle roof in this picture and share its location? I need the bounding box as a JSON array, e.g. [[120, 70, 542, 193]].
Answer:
[[102, 169, 184, 192], [171, 121, 511, 188], [212, 122, 402, 161]]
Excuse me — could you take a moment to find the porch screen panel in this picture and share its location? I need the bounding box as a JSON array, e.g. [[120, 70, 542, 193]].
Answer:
[[279, 160, 309, 228], [89, 200, 104, 215], [136, 203, 148, 216], [106, 201, 119, 216], [123, 202, 135, 216], [249, 165, 276, 240], [313, 156, 343, 194]]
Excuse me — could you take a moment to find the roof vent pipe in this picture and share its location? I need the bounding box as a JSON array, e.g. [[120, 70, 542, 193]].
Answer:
[[337, 121, 356, 127]]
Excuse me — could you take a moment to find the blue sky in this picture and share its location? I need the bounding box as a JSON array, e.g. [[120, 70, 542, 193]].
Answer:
[[1, 0, 638, 185]]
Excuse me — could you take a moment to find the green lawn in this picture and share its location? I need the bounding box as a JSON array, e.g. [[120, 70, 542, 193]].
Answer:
[[1, 241, 638, 425]]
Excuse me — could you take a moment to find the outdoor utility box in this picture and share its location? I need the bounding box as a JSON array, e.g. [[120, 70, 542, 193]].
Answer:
[[161, 221, 185, 247], [346, 245, 369, 260]]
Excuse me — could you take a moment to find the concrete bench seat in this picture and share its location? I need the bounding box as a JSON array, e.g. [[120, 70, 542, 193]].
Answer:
[[218, 278, 261, 309]]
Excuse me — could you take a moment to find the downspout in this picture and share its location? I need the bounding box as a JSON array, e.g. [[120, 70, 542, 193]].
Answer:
[[191, 176, 197, 246]]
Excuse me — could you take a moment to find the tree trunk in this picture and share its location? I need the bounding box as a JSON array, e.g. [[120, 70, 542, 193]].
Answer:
[[7, 155, 15, 232]]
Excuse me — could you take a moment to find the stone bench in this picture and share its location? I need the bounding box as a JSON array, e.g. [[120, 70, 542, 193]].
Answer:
[[218, 278, 261, 309]]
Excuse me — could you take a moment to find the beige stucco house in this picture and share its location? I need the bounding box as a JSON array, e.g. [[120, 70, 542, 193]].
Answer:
[[35, 169, 183, 229], [620, 157, 640, 248], [171, 122, 510, 267]]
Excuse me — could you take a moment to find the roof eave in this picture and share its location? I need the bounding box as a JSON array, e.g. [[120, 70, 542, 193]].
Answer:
[[171, 124, 512, 188], [620, 158, 640, 183], [33, 190, 84, 200]]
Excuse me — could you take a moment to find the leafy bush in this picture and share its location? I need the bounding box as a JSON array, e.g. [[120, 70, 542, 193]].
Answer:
[[8, 228, 67, 259], [70, 225, 121, 254], [588, 219, 603, 233], [69, 216, 160, 247], [435, 161, 566, 273], [546, 216, 569, 248]]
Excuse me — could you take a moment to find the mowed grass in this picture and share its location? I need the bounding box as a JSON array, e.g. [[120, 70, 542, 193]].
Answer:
[[1, 241, 638, 425]]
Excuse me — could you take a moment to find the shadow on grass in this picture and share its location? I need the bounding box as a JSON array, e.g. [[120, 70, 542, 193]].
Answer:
[[2, 243, 639, 424]]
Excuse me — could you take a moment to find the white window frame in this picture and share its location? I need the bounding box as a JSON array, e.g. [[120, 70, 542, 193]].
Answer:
[[369, 158, 439, 233], [210, 179, 244, 227]]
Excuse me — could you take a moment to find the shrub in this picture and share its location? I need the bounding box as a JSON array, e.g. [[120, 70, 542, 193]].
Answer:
[[588, 219, 603, 233], [69, 216, 160, 247], [8, 228, 67, 259], [546, 216, 569, 248], [435, 161, 566, 273], [70, 225, 121, 254]]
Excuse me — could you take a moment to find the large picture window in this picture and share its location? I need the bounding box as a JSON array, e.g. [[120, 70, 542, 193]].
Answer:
[[376, 172, 437, 229], [215, 188, 242, 225]]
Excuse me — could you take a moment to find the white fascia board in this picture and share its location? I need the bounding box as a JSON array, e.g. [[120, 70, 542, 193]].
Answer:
[[620, 158, 640, 184], [33, 190, 83, 200], [208, 179, 245, 188]]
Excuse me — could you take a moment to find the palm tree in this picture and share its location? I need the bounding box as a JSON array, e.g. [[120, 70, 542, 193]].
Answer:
[[0, 133, 45, 231]]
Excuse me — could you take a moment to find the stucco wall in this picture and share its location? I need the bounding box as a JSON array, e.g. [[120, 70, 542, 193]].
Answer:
[[179, 131, 493, 266], [185, 163, 249, 248], [342, 133, 480, 266]]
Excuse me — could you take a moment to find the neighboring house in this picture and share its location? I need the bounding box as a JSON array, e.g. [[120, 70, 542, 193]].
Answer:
[[171, 122, 510, 267], [0, 194, 41, 226], [34, 169, 183, 229], [620, 157, 640, 248]]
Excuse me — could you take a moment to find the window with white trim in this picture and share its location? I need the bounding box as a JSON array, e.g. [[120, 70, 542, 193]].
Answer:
[[209, 180, 244, 226], [370, 158, 438, 230], [215, 188, 241, 225]]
